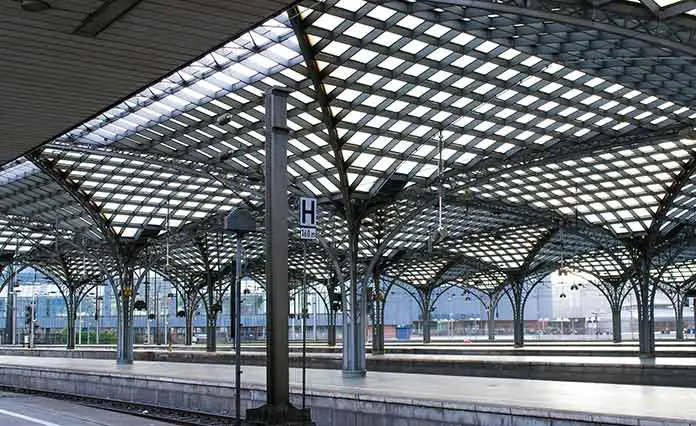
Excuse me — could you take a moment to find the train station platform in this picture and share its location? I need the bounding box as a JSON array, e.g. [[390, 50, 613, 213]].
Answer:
[[1, 343, 696, 387], [0, 355, 694, 425]]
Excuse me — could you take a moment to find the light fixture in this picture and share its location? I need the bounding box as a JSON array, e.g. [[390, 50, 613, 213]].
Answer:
[[21, 0, 50, 12], [216, 113, 232, 125]]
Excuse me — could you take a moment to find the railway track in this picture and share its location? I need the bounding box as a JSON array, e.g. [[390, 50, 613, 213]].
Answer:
[[0, 385, 241, 425]]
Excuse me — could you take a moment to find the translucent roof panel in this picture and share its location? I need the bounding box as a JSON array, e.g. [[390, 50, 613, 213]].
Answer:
[[299, 0, 690, 199], [469, 138, 696, 236], [569, 247, 633, 281], [658, 260, 696, 286], [439, 225, 551, 270]]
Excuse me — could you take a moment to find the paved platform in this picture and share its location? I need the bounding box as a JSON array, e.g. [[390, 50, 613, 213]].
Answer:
[[0, 356, 694, 425], [2, 345, 696, 387], [17, 340, 696, 357], [0, 391, 174, 425]]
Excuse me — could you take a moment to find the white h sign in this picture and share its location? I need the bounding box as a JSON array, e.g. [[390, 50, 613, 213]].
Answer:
[[299, 197, 317, 240]]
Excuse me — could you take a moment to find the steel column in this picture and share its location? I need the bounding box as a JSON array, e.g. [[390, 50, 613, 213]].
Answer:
[[117, 268, 134, 365], [676, 296, 685, 341], [342, 227, 366, 376], [235, 236, 242, 424], [512, 290, 525, 347], [422, 293, 432, 344], [327, 311, 337, 347], [487, 303, 496, 342], [611, 305, 622, 344], [185, 307, 194, 346], [264, 86, 290, 405], [4, 276, 14, 345], [66, 291, 77, 350], [371, 269, 384, 355], [246, 87, 311, 424], [636, 249, 655, 358], [206, 268, 217, 353]]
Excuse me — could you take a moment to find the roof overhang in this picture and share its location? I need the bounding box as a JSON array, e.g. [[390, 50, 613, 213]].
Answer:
[[0, 0, 296, 165]]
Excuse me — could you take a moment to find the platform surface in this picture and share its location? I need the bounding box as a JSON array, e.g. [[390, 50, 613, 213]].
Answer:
[[2, 355, 696, 423], [6, 345, 696, 367], [0, 391, 174, 425]]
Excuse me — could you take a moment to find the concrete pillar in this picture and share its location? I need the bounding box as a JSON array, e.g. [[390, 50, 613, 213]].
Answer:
[[611, 305, 622, 344], [247, 87, 310, 424]]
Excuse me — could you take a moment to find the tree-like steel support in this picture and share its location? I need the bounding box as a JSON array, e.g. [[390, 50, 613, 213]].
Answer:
[[633, 246, 656, 359], [510, 285, 525, 348], [65, 291, 79, 350], [483, 291, 502, 342]]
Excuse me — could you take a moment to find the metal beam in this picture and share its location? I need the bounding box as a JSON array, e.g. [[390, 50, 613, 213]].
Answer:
[[422, 0, 696, 57], [649, 153, 696, 239], [74, 0, 144, 37], [27, 152, 116, 244], [416, 124, 689, 198]]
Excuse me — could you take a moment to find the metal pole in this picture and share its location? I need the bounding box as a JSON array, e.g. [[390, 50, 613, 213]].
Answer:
[[264, 87, 291, 406], [10, 272, 17, 345], [235, 236, 243, 424], [164, 293, 168, 346], [96, 294, 100, 345], [302, 242, 307, 410], [13, 292, 17, 346], [30, 296, 35, 349], [313, 295, 317, 342], [155, 276, 160, 345]]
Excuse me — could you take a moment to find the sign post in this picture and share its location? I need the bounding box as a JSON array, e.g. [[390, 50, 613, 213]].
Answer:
[[297, 197, 317, 411]]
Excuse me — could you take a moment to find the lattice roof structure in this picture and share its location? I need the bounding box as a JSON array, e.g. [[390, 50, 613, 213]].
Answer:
[[1, 0, 696, 296]]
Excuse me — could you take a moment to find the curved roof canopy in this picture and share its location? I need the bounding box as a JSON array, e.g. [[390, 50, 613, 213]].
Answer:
[[3, 0, 696, 293]]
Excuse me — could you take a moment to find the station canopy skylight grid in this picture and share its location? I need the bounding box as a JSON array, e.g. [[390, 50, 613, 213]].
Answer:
[[2, 0, 696, 295]]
